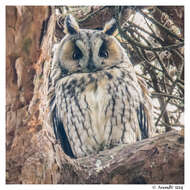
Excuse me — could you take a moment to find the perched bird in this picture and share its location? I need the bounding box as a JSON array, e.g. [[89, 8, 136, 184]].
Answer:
[[48, 14, 155, 158]]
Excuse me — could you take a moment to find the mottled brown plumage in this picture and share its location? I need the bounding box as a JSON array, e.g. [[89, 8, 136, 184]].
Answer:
[[48, 15, 155, 158]]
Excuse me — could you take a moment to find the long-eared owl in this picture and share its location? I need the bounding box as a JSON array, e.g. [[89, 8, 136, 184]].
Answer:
[[48, 15, 155, 158]]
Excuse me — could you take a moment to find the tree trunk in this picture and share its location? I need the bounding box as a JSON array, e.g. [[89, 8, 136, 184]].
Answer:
[[6, 6, 184, 184]]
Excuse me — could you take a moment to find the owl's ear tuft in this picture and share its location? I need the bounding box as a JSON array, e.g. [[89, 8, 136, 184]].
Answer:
[[64, 14, 80, 35], [103, 18, 117, 35]]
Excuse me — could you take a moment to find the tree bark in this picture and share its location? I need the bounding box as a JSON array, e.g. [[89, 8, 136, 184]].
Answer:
[[6, 5, 57, 184], [64, 130, 184, 184], [6, 6, 184, 184]]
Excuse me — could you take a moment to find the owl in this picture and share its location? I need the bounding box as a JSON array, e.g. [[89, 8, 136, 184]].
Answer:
[[48, 15, 155, 158]]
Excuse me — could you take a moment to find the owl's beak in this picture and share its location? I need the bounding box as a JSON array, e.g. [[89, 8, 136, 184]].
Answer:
[[86, 59, 96, 72]]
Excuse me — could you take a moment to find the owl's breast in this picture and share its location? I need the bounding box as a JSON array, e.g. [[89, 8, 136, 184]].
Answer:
[[57, 66, 143, 157], [82, 76, 109, 143], [79, 67, 142, 144]]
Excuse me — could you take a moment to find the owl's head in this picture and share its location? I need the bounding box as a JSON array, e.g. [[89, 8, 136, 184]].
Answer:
[[53, 14, 126, 74]]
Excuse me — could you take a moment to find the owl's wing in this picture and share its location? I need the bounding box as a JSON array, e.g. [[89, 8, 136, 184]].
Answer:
[[48, 77, 75, 158], [50, 105, 75, 158], [137, 76, 155, 139], [136, 103, 148, 139]]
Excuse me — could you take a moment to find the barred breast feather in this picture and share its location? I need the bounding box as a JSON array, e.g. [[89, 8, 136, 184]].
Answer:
[[49, 61, 154, 158]]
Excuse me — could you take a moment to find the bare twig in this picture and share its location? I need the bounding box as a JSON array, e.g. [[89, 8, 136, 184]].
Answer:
[[136, 8, 184, 42], [115, 8, 184, 52], [151, 92, 184, 102], [168, 101, 184, 110], [126, 21, 164, 45], [78, 6, 108, 23], [155, 79, 178, 127]]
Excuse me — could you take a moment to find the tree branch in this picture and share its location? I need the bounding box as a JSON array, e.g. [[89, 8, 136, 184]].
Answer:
[[115, 12, 184, 52], [79, 6, 108, 23], [136, 8, 184, 42], [59, 130, 184, 184], [152, 92, 184, 102]]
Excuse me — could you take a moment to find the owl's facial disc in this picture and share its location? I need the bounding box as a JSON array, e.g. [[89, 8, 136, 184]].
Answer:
[[76, 39, 100, 73], [98, 39, 109, 59], [86, 51, 97, 72]]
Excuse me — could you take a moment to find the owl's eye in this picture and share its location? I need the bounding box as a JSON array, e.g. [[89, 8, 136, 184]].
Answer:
[[72, 46, 83, 60], [99, 50, 109, 58], [99, 41, 109, 58]]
